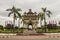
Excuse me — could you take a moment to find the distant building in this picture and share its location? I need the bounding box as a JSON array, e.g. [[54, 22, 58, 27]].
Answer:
[[5, 20, 13, 26], [47, 20, 57, 26]]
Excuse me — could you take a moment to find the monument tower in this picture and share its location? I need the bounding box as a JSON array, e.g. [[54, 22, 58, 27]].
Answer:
[[23, 9, 38, 30]]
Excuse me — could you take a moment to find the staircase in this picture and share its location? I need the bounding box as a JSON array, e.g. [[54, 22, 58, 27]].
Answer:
[[23, 29, 37, 35]]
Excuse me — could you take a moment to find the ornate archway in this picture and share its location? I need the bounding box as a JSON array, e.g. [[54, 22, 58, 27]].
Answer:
[[28, 21, 33, 30], [22, 9, 38, 30]]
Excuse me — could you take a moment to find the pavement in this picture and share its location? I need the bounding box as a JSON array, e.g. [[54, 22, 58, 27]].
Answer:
[[0, 33, 60, 40], [0, 36, 60, 40]]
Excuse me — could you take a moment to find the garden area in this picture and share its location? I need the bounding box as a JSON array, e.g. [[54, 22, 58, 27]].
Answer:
[[0, 7, 60, 33], [0, 24, 23, 33], [36, 25, 60, 33], [0, 24, 60, 33], [37, 29, 60, 33]]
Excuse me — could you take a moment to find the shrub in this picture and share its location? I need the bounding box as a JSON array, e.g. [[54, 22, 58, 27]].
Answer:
[[5, 24, 14, 30], [15, 26, 19, 30], [0, 25, 4, 30]]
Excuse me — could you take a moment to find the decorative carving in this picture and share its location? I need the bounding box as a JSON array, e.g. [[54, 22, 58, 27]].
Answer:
[[23, 9, 38, 29]]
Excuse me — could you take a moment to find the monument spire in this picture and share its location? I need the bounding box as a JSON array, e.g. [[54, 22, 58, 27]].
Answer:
[[29, 9, 32, 12]]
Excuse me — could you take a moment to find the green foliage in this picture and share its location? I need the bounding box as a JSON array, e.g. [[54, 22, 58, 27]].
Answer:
[[36, 29, 43, 33], [47, 24, 58, 30], [0, 29, 23, 33], [38, 8, 52, 32], [38, 13, 44, 20], [0, 25, 4, 30], [15, 26, 19, 30], [6, 6, 22, 32], [36, 26, 46, 33], [59, 21, 60, 25], [5, 24, 14, 30], [41, 26, 46, 29], [46, 29, 60, 33], [38, 8, 52, 29], [41, 8, 52, 25], [6, 6, 22, 19]]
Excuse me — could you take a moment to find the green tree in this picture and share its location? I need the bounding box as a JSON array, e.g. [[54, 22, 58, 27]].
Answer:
[[41, 8, 52, 26], [6, 6, 22, 31], [40, 8, 52, 32], [5, 24, 13, 30], [0, 25, 4, 30], [17, 11, 22, 28], [59, 21, 60, 25], [38, 13, 44, 27]]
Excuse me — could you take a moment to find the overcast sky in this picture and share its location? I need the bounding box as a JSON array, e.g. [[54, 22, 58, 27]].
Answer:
[[0, 0, 60, 26]]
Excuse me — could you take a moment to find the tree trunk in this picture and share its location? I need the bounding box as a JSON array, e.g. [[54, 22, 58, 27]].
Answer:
[[44, 14, 47, 32], [44, 17, 47, 26], [13, 17, 15, 32], [18, 18, 20, 28], [13, 13, 15, 32], [40, 19, 42, 27]]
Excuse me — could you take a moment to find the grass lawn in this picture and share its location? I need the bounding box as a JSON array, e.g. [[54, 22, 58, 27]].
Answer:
[[0, 29, 60, 33], [46, 29, 60, 33], [0, 29, 23, 33], [36, 29, 60, 33]]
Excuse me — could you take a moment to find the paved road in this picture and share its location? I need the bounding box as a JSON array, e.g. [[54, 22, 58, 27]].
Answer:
[[0, 36, 60, 40], [0, 38, 60, 40], [0, 33, 60, 40]]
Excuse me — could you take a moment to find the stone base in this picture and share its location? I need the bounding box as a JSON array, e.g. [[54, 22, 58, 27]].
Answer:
[[17, 29, 45, 36], [22, 29, 37, 35]]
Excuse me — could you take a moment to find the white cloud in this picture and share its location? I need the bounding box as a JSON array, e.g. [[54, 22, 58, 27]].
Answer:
[[0, 0, 60, 26], [0, 15, 13, 26]]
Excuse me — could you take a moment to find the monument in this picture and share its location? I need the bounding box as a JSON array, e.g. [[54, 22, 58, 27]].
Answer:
[[22, 9, 38, 30]]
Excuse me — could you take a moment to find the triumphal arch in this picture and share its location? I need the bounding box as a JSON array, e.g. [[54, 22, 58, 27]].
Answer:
[[22, 9, 38, 30]]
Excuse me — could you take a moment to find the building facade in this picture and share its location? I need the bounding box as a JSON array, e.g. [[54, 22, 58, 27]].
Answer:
[[22, 9, 38, 29]]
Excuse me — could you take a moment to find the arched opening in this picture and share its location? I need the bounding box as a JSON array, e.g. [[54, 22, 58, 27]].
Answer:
[[28, 22, 33, 30]]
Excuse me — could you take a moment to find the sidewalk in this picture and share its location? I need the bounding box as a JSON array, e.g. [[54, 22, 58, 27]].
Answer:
[[0, 33, 60, 38]]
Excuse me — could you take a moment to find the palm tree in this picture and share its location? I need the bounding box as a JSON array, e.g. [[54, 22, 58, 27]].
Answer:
[[18, 11, 22, 28], [38, 13, 44, 27], [41, 8, 52, 32], [41, 8, 52, 26], [6, 6, 22, 31]]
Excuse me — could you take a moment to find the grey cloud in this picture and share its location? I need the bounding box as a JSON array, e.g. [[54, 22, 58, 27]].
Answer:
[[0, 0, 60, 21]]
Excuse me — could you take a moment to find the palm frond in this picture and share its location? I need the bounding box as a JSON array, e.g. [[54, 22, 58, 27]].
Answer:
[[6, 6, 22, 20], [6, 9, 12, 11], [17, 12, 21, 18], [8, 12, 13, 17], [47, 14, 50, 17], [12, 6, 15, 9], [15, 9, 21, 18], [41, 14, 44, 20], [38, 13, 44, 21], [14, 13, 17, 20], [17, 8, 22, 11], [47, 10, 52, 14], [42, 8, 46, 12], [38, 13, 42, 17]]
